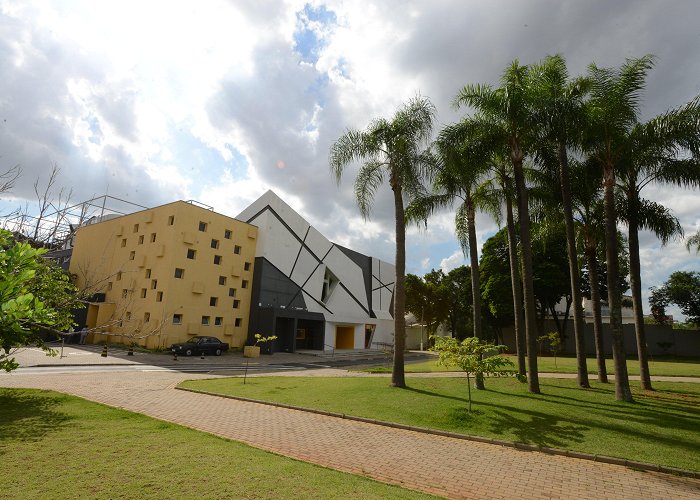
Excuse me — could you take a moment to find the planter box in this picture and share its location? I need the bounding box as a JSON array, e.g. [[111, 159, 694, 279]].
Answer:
[[243, 345, 260, 358]]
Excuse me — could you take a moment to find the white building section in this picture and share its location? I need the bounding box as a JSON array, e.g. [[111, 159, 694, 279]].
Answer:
[[238, 190, 396, 352]]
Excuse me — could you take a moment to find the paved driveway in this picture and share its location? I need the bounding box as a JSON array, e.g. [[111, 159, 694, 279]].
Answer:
[[1, 370, 698, 499]]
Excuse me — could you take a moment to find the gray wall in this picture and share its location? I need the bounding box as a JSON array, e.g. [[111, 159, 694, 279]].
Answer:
[[500, 320, 700, 357]]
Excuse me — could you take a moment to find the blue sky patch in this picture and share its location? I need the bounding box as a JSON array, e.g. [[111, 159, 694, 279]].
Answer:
[[293, 3, 337, 64]]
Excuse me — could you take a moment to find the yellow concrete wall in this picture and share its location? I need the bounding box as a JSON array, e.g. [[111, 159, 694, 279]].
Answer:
[[69, 201, 257, 348]]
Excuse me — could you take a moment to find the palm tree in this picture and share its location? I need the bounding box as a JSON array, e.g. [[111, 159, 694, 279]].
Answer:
[[456, 61, 541, 393], [570, 160, 609, 383], [687, 229, 700, 253], [475, 153, 527, 377], [329, 96, 436, 389], [583, 55, 656, 402], [528, 54, 591, 388], [406, 120, 498, 389], [616, 97, 700, 390]]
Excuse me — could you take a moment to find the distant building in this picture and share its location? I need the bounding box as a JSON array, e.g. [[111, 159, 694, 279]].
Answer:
[[67, 191, 396, 353], [69, 200, 258, 348], [237, 191, 395, 353]]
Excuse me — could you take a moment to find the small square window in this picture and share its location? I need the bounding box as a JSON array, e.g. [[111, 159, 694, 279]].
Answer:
[[187, 248, 196, 259], [122, 289, 128, 298], [121, 238, 127, 247], [213, 255, 222, 265], [168, 215, 175, 226], [144, 312, 150, 322], [107, 282, 112, 291], [234, 318, 242, 327], [244, 262, 251, 271], [234, 245, 241, 255], [156, 291, 163, 302], [201, 316, 210, 325], [210, 297, 218, 307], [125, 311, 131, 321], [150, 233, 156, 242], [199, 221, 207, 232], [228, 288, 236, 297], [133, 223, 139, 233], [174, 268, 184, 279], [151, 279, 157, 289], [242, 280, 248, 289], [214, 317, 223, 326], [116, 271, 122, 281], [138, 235, 144, 245], [173, 314, 183, 325], [140, 288, 147, 298], [224, 229, 232, 239], [233, 299, 240, 309], [218, 276, 227, 286], [129, 251, 135, 260], [145, 269, 151, 278], [211, 239, 219, 249]]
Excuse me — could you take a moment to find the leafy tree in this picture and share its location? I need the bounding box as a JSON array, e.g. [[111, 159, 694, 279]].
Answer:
[[456, 61, 542, 394], [330, 96, 436, 388], [650, 271, 700, 327], [405, 271, 449, 344], [443, 266, 473, 340], [0, 229, 82, 371], [430, 335, 513, 412], [538, 331, 563, 367]]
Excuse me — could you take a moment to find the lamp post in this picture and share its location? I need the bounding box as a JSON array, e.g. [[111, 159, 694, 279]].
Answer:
[[420, 304, 425, 351]]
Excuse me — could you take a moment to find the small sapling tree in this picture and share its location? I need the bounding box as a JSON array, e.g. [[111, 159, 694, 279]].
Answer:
[[430, 335, 513, 412], [243, 334, 277, 384], [538, 331, 563, 368]]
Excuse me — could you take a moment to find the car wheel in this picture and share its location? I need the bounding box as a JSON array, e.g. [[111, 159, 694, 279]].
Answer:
[[215, 348, 222, 356], [185, 349, 193, 356]]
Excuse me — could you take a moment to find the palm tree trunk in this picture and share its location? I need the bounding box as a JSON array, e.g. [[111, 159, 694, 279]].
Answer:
[[506, 195, 526, 377], [557, 144, 590, 388], [512, 152, 540, 394], [586, 244, 608, 383], [391, 183, 407, 388], [467, 197, 485, 390], [627, 197, 653, 390], [602, 163, 633, 402]]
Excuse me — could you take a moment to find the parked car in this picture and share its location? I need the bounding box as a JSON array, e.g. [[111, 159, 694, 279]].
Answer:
[[171, 336, 229, 356]]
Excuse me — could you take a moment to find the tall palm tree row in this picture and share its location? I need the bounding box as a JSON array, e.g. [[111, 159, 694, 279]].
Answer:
[[527, 54, 591, 389], [455, 62, 542, 394], [329, 96, 436, 389], [616, 98, 700, 390]]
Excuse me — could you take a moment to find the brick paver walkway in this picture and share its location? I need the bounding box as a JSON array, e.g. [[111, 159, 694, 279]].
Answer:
[[1, 371, 698, 499]]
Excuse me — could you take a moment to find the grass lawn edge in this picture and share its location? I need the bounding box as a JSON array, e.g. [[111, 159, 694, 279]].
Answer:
[[176, 384, 700, 480]]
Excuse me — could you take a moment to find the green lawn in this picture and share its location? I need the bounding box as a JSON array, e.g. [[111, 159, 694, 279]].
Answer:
[[363, 355, 700, 377], [181, 376, 700, 472], [0, 388, 433, 499]]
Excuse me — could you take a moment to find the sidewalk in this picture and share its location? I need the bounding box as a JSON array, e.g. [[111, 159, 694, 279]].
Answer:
[[1, 370, 698, 499]]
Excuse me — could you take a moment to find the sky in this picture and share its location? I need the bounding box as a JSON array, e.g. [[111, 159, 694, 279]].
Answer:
[[1, 0, 699, 318]]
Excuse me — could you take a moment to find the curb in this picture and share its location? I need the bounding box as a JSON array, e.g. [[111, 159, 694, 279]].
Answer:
[[176, 386, 700, 480]]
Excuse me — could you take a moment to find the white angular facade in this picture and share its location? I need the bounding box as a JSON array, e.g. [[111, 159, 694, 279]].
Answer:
[[238, 190, 396, 352]]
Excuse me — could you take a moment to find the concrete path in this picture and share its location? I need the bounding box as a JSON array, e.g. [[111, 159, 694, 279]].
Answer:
[[1, 370, 698, 499]]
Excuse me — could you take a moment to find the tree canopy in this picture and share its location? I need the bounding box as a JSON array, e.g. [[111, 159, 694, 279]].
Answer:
[[0, 229, 83, 371]]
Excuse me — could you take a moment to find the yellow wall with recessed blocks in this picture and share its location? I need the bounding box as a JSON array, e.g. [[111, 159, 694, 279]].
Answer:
[[69, 201, 257, 349]]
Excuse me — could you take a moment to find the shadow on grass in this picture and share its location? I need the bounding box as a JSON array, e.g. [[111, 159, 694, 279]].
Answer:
[[0, 389, 71, 445]]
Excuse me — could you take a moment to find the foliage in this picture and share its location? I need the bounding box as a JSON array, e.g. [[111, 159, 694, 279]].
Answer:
[[0, 229, 82, 371], [430, 335, 513, 411], [329, 95, 436, 389], [537, 332, 562, 367], [254, 333, 278, 345], [650, 271, 700, 326]]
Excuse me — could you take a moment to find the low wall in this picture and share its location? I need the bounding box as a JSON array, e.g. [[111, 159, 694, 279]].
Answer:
[[500, 320, 700, 357]]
